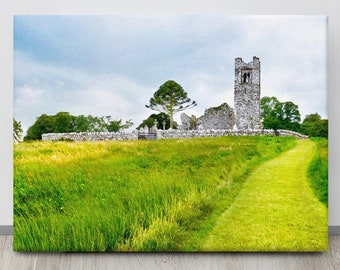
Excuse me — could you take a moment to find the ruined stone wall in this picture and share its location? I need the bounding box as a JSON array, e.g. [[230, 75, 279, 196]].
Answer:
[[197, 103, 235, 130], [41, 129, 307, 142], [180, 113, 197, 130], [234, 56, 262, 130]]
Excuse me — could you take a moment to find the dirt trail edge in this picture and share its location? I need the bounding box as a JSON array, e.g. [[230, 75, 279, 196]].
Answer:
[[202, 139, 328, 252]]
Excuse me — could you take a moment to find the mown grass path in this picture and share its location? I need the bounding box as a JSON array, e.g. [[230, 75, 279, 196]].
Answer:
[[202, 139, 328, 251]]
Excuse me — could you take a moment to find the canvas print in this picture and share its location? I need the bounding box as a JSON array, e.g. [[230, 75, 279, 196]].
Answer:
[[13, 15, 328, 252]]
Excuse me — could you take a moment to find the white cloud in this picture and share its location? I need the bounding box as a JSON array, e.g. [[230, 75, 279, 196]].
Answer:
[[14, 15, 328, 134]]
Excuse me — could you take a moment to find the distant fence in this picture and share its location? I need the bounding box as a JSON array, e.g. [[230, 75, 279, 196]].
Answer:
[[41, 129, 308, 142]]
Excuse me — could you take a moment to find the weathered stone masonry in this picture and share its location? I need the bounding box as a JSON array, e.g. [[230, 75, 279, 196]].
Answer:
[[42, 131, 138, 142], [234, 56, 262, 130], [197, 103, 235, 130], [42, 129, 307, 142]]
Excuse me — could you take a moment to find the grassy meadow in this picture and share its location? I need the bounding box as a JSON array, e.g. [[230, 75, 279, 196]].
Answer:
[[13, 136, 327, 252], [202, 140, 328, 251]]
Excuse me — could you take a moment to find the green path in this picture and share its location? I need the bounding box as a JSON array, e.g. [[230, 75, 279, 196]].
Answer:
[[202, 139, 328, 251]]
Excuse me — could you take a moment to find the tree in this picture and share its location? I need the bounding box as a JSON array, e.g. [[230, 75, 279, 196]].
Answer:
[[137, 113, 177, 131], [24, 112, 135, 140], [54, 112, 75, 133], [24, 114, 55, 141], [301, 113, 328, 138], [86, 115, 106, 132], [73, 115, 90, 132], [260, 96, 279, 119], [101, 116, 133, 132], [13, 118, 23, 142], [261, 96, 301, 132], [146, 80, 197, 129]]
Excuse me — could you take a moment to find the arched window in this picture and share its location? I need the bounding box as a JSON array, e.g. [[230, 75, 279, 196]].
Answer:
[[243, 73, 247, 83], [242, 71, 251, 83]]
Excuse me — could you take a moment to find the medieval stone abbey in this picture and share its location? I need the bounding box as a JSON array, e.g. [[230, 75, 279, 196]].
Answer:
[[45, 55, 310, 143], [182, 56, 262, 131]]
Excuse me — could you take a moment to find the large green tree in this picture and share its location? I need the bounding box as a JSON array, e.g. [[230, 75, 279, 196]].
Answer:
[[301, 113, 328, 138], [261, 96, 301, 132], [260, 96, 279, 120], [146, 80, 197, 129], [24, 114, 55, 141], [54, 112, 75, 133]]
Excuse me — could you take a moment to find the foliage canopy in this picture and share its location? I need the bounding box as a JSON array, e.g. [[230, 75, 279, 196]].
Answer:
[[301, 113, 328, 138], [24, 112, 133, 141], [137, 112, 177, 131], [146, 80, 197, 129], [261, 96, 301, 132]]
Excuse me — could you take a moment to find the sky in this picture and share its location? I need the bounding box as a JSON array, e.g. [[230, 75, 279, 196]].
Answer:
[[13, 15, 327, 133]]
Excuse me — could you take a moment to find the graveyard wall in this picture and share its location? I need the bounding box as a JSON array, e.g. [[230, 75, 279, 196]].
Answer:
[[41, 129, 308, 142]]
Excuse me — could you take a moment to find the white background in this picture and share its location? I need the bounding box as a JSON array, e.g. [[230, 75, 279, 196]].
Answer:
[[1, 0, 339, 228]]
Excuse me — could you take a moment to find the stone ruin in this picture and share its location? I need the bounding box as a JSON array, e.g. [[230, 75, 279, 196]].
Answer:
[[180, 56, 262, 131], [180, 113, 198, 130], [42, 56, 308, 141], [180, 103, 235, 130], [234, 56, 262, 130]]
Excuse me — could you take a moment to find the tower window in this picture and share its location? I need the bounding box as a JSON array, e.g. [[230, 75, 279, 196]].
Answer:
[[241, 70, 251, 83]]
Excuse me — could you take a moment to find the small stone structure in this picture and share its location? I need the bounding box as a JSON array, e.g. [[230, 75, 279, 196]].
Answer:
[[234, 56, 262, 130], [197, 103, 235, 130]]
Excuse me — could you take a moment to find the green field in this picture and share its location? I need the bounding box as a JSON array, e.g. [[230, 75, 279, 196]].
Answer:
[[13, 136, 328, 252]]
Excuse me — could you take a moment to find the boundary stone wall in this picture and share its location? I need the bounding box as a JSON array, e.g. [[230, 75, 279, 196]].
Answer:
[[41, 129, 307, 142], [276, 130, 309, 139], [41, 131, 138, 142], [156, 129, 275, 139]]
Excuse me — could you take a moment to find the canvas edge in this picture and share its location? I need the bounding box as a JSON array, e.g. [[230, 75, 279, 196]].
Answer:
[[0, 226, 13, 235]]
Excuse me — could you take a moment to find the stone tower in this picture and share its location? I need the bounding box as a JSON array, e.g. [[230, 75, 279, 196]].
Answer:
[[234, 56, 262, 130]]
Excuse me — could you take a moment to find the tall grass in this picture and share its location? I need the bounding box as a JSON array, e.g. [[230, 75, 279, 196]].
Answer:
[[307, 138, 328, 207], [14, 136, 296, 252]]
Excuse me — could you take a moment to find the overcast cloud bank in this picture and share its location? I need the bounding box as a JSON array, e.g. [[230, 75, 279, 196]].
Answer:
[[14, 15, 327, 133]]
